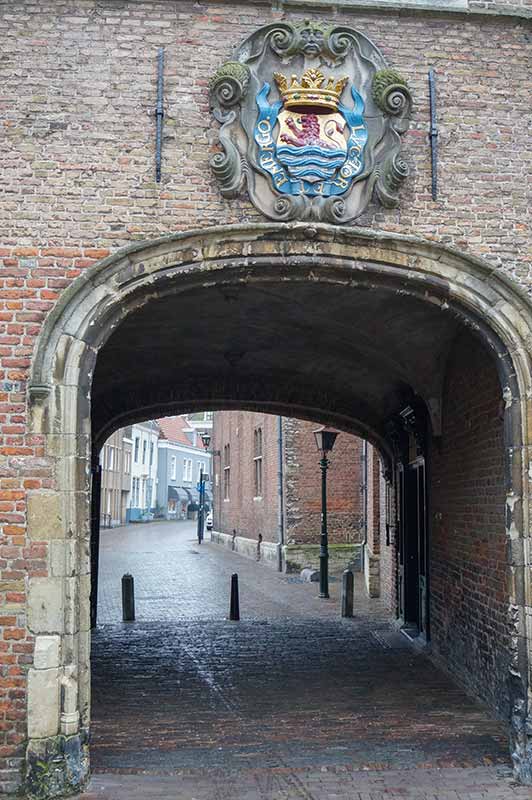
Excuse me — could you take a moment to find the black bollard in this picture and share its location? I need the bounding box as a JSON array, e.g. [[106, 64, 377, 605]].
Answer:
[[341, 569, 354, 618], [122, 573, 135, 622], [229, 573, 240, 621]]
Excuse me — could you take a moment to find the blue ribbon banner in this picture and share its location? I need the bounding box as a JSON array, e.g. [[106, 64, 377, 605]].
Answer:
[[254, 83, 367, 197]]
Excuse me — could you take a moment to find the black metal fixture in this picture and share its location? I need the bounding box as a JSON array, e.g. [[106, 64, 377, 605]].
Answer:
[[313, 426, 338, 599], [155, 47, 165, 183], [200, 431, 220, 457], [194, 431, 212, 544], [428, 68, 438, 201]]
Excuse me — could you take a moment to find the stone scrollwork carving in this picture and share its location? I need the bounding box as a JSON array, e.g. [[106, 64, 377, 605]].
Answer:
[[375, 153, 410, 209], [209, 116, 243, 199], [210, 21, 413, 223], [209, 62, 250, 198], [372, 69, 410, 115], [210, 61, 250, 108]]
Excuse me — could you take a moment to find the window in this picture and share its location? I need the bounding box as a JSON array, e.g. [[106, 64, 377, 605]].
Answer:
[[254, 428, 263, 497], [108, 446, 115, 471], [223, 444, 230, 500], [142, 439, 147, 465], [171, 455, 177, 481], [134, 437, 140, 463], [183, 459, 192, 482], [197, 460, 206, 481], [149, 441, 154, 467], [125, 451, 131, 474]]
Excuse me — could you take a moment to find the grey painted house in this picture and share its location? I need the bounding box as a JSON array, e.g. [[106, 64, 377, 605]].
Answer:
[[156, 416, 212, 520]]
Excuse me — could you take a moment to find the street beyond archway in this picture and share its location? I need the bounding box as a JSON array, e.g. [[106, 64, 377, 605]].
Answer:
[[78, 521, 527, 799]]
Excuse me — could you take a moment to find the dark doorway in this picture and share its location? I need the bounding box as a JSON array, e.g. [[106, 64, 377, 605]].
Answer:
[[399, 459, 429, 639], [396, 408, 429, 641]]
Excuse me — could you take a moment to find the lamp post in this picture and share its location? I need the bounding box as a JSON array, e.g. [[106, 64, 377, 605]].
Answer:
[[196, 464, 205, 544], [197, 432, 212, 545], [313, 426, 338, 599]]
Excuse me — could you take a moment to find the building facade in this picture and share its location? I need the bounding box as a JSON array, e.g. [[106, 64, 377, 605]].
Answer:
[[99, 428, 132, 528], [1, 1, 532, 796], [156, 416, 212, 520], [128, 421, 159, 522], [212, 411, 382, 585]]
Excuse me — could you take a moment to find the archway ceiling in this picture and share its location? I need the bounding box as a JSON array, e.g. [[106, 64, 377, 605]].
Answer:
[[92, 281, 461, 445]]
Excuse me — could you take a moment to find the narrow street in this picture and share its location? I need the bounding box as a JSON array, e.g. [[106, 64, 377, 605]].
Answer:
[[82, 521, 526, 800]]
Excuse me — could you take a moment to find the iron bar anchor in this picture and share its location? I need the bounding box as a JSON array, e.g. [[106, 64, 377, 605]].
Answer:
[[155, 47, 165, 182], [428, 67, 438, 201]]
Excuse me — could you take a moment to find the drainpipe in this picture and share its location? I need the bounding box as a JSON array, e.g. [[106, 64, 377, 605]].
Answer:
[[277, 415, 285, 572]]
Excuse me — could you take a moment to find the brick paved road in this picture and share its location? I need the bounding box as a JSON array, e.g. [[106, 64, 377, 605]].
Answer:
[[80, 766, 530, 800], [85, 521, 528, 800], [96, 519, 359, 623]]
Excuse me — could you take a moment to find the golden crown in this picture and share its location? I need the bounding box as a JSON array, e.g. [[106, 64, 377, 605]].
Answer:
[[273, 68, 348, 112]]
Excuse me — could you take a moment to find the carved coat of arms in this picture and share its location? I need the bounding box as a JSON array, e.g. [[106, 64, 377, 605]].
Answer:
[[210, 21, 412, 224]]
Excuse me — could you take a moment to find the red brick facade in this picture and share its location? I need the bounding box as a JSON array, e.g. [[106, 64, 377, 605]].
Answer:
[[378, 469, 396, 610], [212, 411, 281, 544], [0, 0, 530, 793], [283, 419, 366, 547], [431, 332, 509, 717], [212, 411, 376, 568]]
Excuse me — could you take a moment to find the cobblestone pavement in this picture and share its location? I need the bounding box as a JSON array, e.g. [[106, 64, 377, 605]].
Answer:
[[80, 766, 530, 800], [85, 521, 527, 799], [96, 519, 359, 623]]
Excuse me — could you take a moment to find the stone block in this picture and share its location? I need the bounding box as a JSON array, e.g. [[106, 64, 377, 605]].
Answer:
[[64, 577, 79, 635], [50, 540, 67, 577], [34, 635, 60, 669], [50, 538, 78, 578], [284, 544, 362, 574], [28, 667, 60, 738], [364, 546, 381, 599], [210, 530, 280, 571], [55, 456, 91, 495], [28, 577, 64, 634], [27, 492, 64, 540]]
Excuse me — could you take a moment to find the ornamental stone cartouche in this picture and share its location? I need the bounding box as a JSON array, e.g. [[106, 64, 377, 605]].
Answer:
[[209, 19, 413, 224]]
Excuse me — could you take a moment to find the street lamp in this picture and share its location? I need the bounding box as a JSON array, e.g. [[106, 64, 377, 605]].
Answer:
[[313, 426, 338, 599], [195, 432, 211, 544]]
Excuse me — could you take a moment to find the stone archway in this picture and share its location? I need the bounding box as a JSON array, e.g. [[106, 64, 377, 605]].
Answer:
[[27, 223, 532, 796]]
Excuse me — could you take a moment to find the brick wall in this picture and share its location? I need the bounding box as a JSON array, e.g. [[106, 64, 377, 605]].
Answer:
[[364, 446, 383, 597], [283, 420, 365, 547], [213, 413, 368, 548], [378, 469, 396, 611], [0, 0, 529, 790], [431, 331, 509, 718], [212, 411, 280, 544], [0, 2, 529, 269]]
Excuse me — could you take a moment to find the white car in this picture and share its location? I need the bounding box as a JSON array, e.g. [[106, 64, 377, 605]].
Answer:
[[206, 512, 213, 531]]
